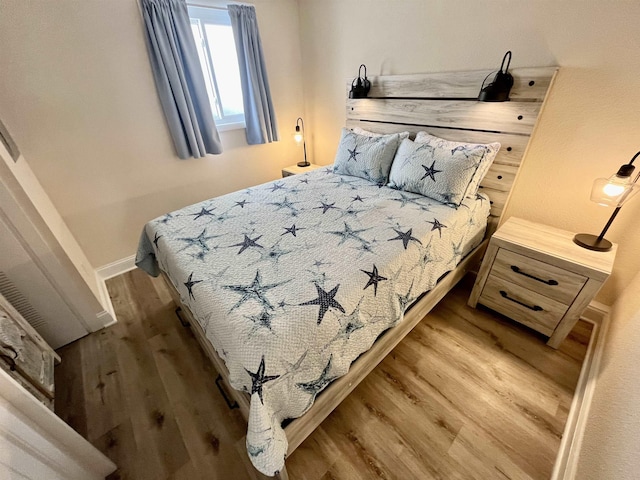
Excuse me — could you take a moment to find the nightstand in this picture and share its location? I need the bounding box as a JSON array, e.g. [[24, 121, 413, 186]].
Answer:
[[468, 217, 616, 348], [282, 163, 323, 177]]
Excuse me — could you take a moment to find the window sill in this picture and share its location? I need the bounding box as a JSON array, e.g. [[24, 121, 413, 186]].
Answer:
[[217, 122, 246, 132]]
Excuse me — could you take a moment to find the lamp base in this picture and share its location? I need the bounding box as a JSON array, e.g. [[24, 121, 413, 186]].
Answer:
[[573, 233, 613, 252], [297, 161, 310, 167]]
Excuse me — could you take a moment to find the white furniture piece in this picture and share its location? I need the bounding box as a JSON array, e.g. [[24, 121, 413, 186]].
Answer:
[[281, 163, 323, 177], [0, 292, 58, 409], [469, 217, 616, 348]]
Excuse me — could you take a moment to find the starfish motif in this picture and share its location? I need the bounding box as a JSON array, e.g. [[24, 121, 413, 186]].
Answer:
[[212, 211, 236, 224], [234, 200, 248, 209], [331, 177, 359, 190], [269, 196, 301, 216], [251, 242, 293, 266], [269, 182, 286, 192], [190, 206, 216, 220], [178, 228, 219, 253], [282, 224, 304, 237], [328, 222, 371, 246], [397, 280, 415, 311], [361, 265, 387, 296], [347, 147, 360, 162], [248, 444, 266, 457], [451, 145, 473, 158], [427, 218, 447, 237], [245, 356, 279, 404], [388, 228, 422, 249], [184, 272, 202, 300], [245, 309, 275, 333], [391, 193, 425, 208], [339, 206, 367, 220], [158, 213, 174, 224], [299, 283, 345, 324], [332, 303, 365, 343], [412, 239, 438, 275], [231, 234, 263, 255], [421, 161, 442, 182], [299, 178, 309, 184], [296, 356, 336, 395], [352, 195, 365, 203], [224, 270, 288, 311], [315, 201, 338, 214], [312, 259, 330, 269], [152, 232, 162, 248]]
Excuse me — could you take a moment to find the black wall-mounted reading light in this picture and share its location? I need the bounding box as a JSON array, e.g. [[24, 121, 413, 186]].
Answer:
[[349, 64, 371, 99], [478, 51, 514, 102], [294, 117, 309, 167], [573, 151, 640, 252]]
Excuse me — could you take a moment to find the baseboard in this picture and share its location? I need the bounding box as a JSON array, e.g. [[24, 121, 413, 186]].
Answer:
[[551, 301, 611, 480], [94, 255, 137, 324]]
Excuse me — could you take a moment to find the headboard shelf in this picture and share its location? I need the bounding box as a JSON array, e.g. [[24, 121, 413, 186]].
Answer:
[[364, 67, 557, 101], [345, 66, 558, 230]]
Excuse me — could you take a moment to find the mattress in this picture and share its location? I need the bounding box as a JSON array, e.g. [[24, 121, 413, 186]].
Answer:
[[136, 167, 490, 475]]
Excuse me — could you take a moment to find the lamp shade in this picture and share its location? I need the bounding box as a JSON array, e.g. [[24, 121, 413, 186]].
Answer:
[[573, 152, 640, 251], [294, 117, 309, 167], [478, 51, 514, 102], [590, 165, 639, 207]]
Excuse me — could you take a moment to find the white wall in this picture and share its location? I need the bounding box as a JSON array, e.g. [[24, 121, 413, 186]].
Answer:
[[574, 269, 640, 479], [296, 0, 640, 305], [0, 0, 305, 268]]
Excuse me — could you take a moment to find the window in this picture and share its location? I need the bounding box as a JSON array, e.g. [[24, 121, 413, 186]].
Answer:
[[187, 6, 245, 130]]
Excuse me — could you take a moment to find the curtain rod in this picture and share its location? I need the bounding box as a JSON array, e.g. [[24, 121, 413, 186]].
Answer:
[[186, 2, 253, 9], [186, 3, 228, 10]]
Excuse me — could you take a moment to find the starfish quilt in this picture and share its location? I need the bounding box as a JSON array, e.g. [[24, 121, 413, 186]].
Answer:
[[136, 167, 490, 475]]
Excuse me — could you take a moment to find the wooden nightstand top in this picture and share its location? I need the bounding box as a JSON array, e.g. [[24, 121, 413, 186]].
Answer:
[[495, 217, 616, 281], [282, 163, 323, 176]]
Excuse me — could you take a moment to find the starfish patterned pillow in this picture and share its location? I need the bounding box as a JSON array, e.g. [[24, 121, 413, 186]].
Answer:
[[333, 128, 401, 185], [352, 126, 411, 141], [414, 131, 500, 199], [388, 138, 497, 207]]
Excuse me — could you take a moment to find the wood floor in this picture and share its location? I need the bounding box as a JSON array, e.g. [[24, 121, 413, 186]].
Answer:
[[54, 269, 591, 480]]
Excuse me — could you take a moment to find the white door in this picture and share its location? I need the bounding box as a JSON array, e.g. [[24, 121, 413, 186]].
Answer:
[[0, 213, 88, 348]]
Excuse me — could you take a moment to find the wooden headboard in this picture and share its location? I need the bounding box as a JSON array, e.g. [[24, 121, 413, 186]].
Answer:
[[345, 67, 557, 233]]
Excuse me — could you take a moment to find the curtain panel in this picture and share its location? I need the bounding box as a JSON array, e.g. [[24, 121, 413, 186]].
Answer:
[[141, 0, 223, 158], [228, 5, 279, 145]]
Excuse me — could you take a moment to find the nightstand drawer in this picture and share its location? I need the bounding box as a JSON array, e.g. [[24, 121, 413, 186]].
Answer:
[[491, 248, 587, 305], [479, 275, 569, 336]]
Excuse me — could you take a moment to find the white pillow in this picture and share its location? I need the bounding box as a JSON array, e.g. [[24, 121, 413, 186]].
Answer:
[[414, 131, 500, 198], [389, 138, 487, 207], [333, 128, 401, 185], [352, 126, 410, 141]]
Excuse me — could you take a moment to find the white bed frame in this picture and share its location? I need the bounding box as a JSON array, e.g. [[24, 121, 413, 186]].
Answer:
[[162, 66, 558, 479]]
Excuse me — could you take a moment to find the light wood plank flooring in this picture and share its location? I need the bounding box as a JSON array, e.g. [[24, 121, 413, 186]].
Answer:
[[55, 269, 591, 480]]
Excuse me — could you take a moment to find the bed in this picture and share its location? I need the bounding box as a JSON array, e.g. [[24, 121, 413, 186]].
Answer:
[[136, 67, 557, 478]]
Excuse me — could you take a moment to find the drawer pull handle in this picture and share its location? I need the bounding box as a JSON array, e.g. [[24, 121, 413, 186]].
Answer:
[[510, 266, 558, 286], [500, 290, 543, 312]]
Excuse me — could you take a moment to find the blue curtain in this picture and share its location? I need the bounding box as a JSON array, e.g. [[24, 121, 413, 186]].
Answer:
[[228, 5, 278, 145], [141, 0, 223, 158]]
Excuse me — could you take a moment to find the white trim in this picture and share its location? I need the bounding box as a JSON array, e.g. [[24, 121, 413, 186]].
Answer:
[[95, 254, 137, 323], [551, 301, 611, 480], [95, 254, 137, 281]]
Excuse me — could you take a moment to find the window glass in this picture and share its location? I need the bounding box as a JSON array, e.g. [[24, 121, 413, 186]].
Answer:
[[188, 6, 245, 129]]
